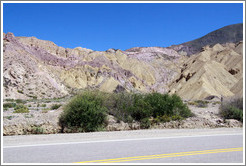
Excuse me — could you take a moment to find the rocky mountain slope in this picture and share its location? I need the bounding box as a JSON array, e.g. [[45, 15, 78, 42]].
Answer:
[[169, 23, 243, 56], [168, 42, 243, 100], [3, 24, 243, 100], [3, 33, 182, 99]]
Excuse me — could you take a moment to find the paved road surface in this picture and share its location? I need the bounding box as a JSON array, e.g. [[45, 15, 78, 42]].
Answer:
[[3, 128, 244, 163]]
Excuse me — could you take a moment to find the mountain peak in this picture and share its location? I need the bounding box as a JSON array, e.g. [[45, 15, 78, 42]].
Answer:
[[170, 23, 243, 56]]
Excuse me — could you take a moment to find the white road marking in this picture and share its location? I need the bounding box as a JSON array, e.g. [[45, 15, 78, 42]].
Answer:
[[3, 133, 243, 149]]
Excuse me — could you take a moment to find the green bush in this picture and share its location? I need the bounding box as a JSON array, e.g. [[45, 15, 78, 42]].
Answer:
[[144, 93, 192, 118], [144, 93, 169, 117], [128, 94, 152, 121], [140, 118, 151, 129], [13, 104, 29, 113], [220, 97, 243, 122], [51, 104, 62, 110], [156, 115, 171, 123], [106, 92, 134, 123], [3, 102, 16, 108], [171, 115, 184, 121], [59, 91, 192, 132], [59, 92, 107, 132], [108, 92, 191, 128], [106, 92, 152, 124], [32, 126, 44, 134]]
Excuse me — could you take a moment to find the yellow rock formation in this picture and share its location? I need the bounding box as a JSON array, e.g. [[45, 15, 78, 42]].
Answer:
[[100, 77, 119, 93]]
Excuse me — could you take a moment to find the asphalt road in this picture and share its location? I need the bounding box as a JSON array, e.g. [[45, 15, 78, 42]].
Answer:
[[3, 128, 244, 164]]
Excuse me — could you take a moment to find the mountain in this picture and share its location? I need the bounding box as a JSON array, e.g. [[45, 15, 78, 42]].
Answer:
[[3, 33, 182, 99], [2, 23, 243, 100], [169, 23, 243, 56]]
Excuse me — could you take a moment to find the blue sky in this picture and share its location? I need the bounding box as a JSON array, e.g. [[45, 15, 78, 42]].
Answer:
[[3, 3, 243, 51]]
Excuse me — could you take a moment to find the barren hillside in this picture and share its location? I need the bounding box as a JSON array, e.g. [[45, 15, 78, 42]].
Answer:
[[169, 23, 243, 56], [3, 24, 243, 100], [168, 42, 243, 100]]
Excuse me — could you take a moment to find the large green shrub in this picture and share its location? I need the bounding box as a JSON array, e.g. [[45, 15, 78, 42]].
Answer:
[[59, 91, 107, 132], [144, 93, 192, 118], [144, 93, 169, 117], [106, 92, 134, 123], [108, 92, 191, 128], [129, 94, 152, 121], [106, 92, 152, 124], [220, 97, 243, 122], [170, 94, 192, 118]]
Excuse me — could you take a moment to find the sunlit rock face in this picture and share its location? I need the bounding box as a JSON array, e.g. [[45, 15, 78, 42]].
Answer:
[[3, 23, 243, 100]]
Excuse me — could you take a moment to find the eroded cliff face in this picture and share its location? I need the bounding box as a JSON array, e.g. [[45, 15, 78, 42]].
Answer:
[[3, 31, 243, 100], [168, 42, 243, 100], [3, 32, 182, 99]]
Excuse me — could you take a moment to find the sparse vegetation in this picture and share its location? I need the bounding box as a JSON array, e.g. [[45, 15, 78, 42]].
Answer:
[[4, 116, 14, 120], [51, 104, 62, 110], [26, 94, 37, 99], [13, 104, 29, 113], [212, 101, 221, 106], [3, 102, 16, 108], [5, 99, 15, 102], [41, 109, 49, 113], [24, 114, 34, 118], [219, 97, 243, 122], [17, 90, 24, 94], [32, 126, 44, 134], [15, 99, 26, 104], [188, 100, 209, 108]]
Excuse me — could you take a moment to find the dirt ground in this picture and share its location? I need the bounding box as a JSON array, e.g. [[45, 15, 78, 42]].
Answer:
[[3, 99, 242, 136]]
